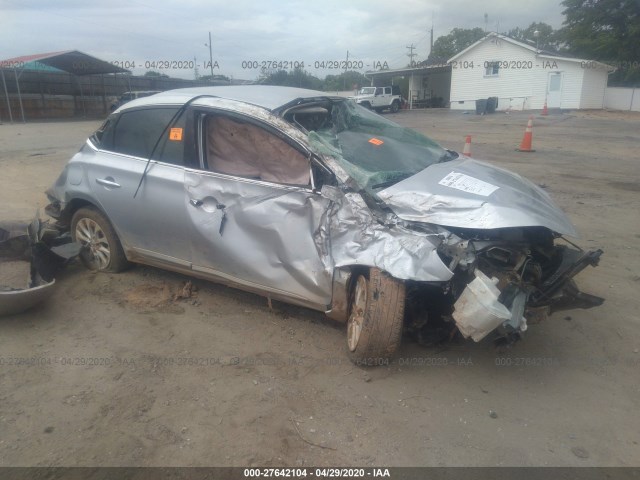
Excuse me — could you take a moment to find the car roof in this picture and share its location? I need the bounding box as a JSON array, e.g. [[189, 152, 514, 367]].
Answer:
[[123, 85, 341, 112]]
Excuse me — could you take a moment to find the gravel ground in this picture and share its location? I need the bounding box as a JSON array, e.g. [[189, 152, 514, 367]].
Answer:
[[0, 108, 639, 467]]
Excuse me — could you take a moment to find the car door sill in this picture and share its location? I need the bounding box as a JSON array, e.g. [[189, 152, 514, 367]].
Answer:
[[191, 264, 327, 311]]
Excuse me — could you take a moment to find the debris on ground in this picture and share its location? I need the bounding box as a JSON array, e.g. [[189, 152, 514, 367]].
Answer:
[[571, 446, 590, 459], [1, 213, 81, 316], [173, 281, 197, 301], [124, 281, 201, 313]]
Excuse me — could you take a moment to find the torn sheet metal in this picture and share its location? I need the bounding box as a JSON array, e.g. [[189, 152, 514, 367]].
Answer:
[[183, 168, 454, 310], [377, 157, 578, 237], [1, 216, 81, 316], [321, 186, 454, 282]]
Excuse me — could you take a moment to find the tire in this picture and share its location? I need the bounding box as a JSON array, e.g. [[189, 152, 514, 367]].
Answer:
[[360, 102, 372, 110], [71, 207, 129, 273], [346, 268, 406, 365], [390, 100, 400, 113]]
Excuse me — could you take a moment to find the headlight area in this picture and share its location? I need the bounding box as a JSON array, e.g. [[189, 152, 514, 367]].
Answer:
[[421, 227, 605, 346]]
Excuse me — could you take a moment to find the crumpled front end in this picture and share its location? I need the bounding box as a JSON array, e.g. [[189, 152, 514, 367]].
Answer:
[[438, 227, 604, 343]]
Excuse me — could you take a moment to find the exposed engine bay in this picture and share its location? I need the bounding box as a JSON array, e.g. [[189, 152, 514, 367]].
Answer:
[[408, 226, 604, 345]]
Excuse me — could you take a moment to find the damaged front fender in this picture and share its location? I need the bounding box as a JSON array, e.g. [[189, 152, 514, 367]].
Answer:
[[321, 185, 454, 283]]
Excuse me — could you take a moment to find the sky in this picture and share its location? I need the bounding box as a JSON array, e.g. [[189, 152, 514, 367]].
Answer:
[[0, 0, 567, 81]]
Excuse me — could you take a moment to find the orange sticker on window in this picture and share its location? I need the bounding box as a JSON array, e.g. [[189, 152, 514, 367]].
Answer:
[[169, 127, 183, 141], [368, 138, 384, 146]]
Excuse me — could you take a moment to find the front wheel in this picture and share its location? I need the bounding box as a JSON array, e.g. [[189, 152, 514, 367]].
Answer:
[[71, 207, 129, 272], [346, 268, 406, 365]]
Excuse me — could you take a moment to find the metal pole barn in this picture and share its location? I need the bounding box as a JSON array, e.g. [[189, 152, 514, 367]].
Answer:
[[1, 69, 12, 123]]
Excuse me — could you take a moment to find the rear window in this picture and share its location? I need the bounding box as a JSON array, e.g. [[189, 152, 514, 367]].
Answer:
[[96, 107, 187, 166]]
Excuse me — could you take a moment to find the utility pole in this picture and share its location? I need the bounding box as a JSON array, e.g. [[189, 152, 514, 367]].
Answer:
[[430, 26, 434, 54], [343, 50, 349, 91], [406, 44, 417, 67], [205, 31, 214, 79]]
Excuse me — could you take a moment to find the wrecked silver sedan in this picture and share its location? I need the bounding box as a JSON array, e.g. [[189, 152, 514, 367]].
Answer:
[[45, 86, 603, 364]]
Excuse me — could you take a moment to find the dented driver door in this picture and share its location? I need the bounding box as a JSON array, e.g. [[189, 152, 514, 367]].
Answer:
[[184, 111, 333, 309]]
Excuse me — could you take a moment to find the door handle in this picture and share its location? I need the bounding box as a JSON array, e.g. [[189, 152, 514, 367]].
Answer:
[[96, 178, 121, 188], [189, 199, 203, 207]]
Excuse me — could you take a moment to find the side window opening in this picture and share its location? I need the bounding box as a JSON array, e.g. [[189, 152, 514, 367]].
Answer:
[[91, 117, 113, 146], [204, 114, 310, 186], [153, 110, 189, 166], [102, 107, 187, 166], [310, 156, 337, 190]]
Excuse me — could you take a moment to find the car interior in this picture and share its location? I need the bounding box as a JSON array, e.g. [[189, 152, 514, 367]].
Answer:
[[204, 114, 311, 185]]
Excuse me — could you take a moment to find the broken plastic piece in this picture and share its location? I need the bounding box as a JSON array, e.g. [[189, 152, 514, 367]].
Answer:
[[452, 269, 511, 342], [0, 214, 81, 316]]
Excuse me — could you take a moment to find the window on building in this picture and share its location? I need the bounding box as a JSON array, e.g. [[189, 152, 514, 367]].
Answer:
[[485, 61, 500, 77]]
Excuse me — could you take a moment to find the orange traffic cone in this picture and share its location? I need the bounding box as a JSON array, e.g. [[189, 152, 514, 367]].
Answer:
[[516, 116, 535, 152], [462, 135, 472, 156], [541, 100, 548, 116]]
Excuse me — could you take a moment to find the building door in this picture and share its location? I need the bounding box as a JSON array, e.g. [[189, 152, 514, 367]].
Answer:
[[547, 72, 563, 108]]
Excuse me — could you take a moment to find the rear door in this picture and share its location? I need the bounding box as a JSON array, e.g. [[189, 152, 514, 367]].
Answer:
[[184, 108, 333, 307], [87, 107, 193, 266]]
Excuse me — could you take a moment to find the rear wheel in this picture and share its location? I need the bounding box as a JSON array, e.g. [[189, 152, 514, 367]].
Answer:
[[71, 207, 129, 273], [347, 268, 406, 365], [390, 100, 400, 113]]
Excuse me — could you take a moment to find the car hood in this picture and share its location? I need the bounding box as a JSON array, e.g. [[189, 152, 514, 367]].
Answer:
[[376, 157, 577, 236]]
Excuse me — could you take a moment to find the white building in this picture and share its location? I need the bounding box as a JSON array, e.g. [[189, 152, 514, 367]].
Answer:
[[448, 32, 612, 111]]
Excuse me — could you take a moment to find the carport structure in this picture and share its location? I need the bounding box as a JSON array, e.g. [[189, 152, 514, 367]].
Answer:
[[366, 64, 452, 109], [0, 50, 129, 122]]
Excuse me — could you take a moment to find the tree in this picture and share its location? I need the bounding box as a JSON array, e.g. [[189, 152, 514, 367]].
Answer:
[[144, 71, 168, 78], [258, 67, 323, 90], [559, 0, 640, 85], [199, 74, 230, 83], [428, 28, 485, 62], [508, 22, 561, 51], [323, 71, 369, 92]]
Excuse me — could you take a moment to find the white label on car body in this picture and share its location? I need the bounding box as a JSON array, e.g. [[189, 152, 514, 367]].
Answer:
[[438, 172, 500, 197]]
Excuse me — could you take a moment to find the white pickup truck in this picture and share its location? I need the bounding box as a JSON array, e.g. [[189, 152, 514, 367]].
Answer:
[[350, 85, 403, 113]]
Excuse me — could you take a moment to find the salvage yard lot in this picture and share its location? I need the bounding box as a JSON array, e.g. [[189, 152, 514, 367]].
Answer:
[[0, 109, 639, 467]]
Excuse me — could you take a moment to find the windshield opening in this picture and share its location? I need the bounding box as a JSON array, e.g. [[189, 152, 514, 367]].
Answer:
[[307, 99, 452, 196], [358, 87, 376, 95]]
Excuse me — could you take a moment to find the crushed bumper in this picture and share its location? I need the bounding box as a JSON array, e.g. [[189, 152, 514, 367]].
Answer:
[[452, 247, 604, 342], [0, 214, 81, 316]]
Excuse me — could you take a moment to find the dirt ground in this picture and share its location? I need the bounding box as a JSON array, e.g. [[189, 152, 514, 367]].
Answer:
[[0, 109, 639, 467]]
